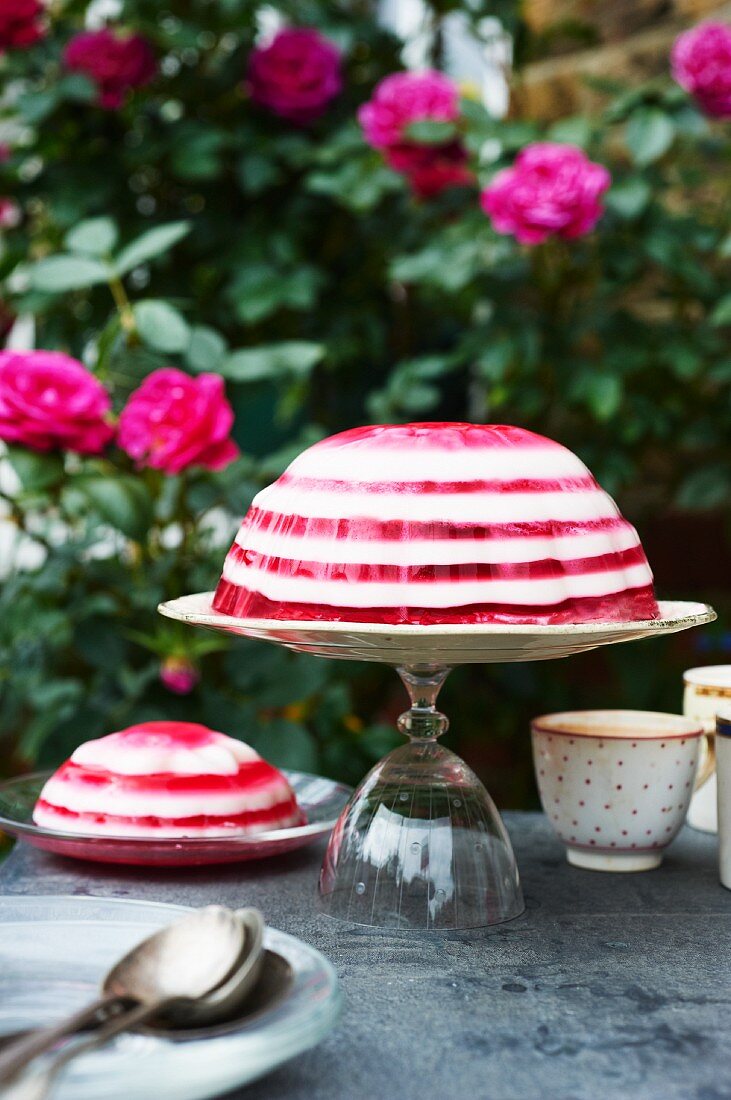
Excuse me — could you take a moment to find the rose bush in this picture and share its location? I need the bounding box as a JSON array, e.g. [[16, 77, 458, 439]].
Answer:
[[0, 2, 728, 803]]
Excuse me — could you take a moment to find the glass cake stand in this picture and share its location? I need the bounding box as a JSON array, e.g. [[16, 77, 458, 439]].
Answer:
[[159, 594, 715, 931]]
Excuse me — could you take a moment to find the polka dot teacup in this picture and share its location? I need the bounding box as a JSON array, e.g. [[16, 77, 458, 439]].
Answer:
[[531, 710, 705, 872]]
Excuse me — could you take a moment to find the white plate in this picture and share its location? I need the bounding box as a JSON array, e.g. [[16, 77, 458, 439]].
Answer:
[[158, 593, 716, 666], [0, 895, 340, 1100]]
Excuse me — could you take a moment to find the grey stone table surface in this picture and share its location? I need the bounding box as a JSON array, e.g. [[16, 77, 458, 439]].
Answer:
[[2, 815, 730, 1100]]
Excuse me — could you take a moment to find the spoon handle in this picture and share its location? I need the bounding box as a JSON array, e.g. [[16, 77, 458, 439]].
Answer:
[[0, 995, 124, 1085], [5, 1001, 161, 1100]]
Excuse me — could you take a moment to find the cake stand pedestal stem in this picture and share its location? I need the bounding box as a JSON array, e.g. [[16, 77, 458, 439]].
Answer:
[[318, 662, 524, 930], [396, 667, 450, 743]]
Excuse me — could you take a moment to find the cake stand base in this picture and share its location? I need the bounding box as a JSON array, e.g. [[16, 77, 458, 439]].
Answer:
[[318, 669, 523, 930]]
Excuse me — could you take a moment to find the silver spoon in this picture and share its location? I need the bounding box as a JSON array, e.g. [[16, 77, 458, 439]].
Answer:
[[0, 905, 244, 1087], [163, 906, 266, 1027], [2, 907, 268, 1100]]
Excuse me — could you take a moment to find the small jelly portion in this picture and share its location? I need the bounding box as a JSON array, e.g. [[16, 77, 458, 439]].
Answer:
[[33, 721, 305, 838]]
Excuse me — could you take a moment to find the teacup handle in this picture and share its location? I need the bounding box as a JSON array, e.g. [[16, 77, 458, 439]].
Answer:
[[694, 732, 716, 792]]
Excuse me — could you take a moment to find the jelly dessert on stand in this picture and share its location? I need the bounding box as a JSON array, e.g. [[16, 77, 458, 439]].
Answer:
[[160, 422, 715, 930], [213, 423, 659, 627]]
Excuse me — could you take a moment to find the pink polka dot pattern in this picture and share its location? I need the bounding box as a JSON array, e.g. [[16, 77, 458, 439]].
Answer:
[[531, 713, 704, 869]]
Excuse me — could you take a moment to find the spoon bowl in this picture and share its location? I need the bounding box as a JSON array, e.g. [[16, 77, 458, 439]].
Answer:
[[162, 908, 266, 1027], [103, 905, 245, 1007]]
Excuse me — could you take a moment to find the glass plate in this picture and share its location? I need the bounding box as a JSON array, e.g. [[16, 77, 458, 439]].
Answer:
[[0, 771, 350, 866], [0, 895, 340, 1100]]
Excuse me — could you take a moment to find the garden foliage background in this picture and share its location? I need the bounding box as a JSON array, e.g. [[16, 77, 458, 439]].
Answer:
[[1, 0, 729, 804]]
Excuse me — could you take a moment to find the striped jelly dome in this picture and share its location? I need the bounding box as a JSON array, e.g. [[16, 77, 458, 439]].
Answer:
[[213, 423, 659, 626], [33, 722, 305, 838]]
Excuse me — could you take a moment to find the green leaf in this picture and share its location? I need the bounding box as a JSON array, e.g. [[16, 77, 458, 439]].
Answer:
[[605, 178, 651, 220], [170, 129, 226, 181], [666, 346, 702, 380], [133, 300, 190, 353], [389, 222, 491, 293], [185, 325, 227, 372], [474, 339, 514, 382], [115, 221, 191, 276], [57, 73, 96, 103], [228, 263, 322, 325], [76, 475, 153, 540], [404, 119, 458, 144], [547, 116, 592, 147], [236, 153, 284, 195], [254, 657, 328, 709], [248, 719, 318, 772], [94, 314, 123, 376], [359, 723, 401, 760], [711, 294, 731, 326], [221, 341, 325, 383], [65, 218, 118, 257], [584, 374, 623, 421], [6, 446, 64, 492], [676, 466, 731, 510], [625, 108, 675, 166], [306, 158, 402, 213], [29, 255, 110, 292], [367, 355, 457, 419], [398, 382, 440, 413], [17, 89, 59, 124]]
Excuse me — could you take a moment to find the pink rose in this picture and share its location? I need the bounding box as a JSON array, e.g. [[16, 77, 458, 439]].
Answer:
[[118, 368, 239, 475], [393, 140, 473, 199], [0, 198, 20, 228], [358, 71, 470, 199], [160, 656, 199, 695], [358, 70, 460, 151], [672, 22, 731, 118], [0, 0, 45, 52], [247, 28, 342, 124], [63, 29, 157, 110], [0, 350, 113, 454], [481, 142, 611, 245]]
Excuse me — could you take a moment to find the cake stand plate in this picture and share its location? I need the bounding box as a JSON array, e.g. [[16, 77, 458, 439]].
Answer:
[[159, 594, 715, 931], [159, 595, 715, 666]]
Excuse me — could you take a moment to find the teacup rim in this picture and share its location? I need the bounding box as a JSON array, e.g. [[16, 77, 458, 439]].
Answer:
[[683, 664, 731, 689], [530, 708, 704, 741]]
